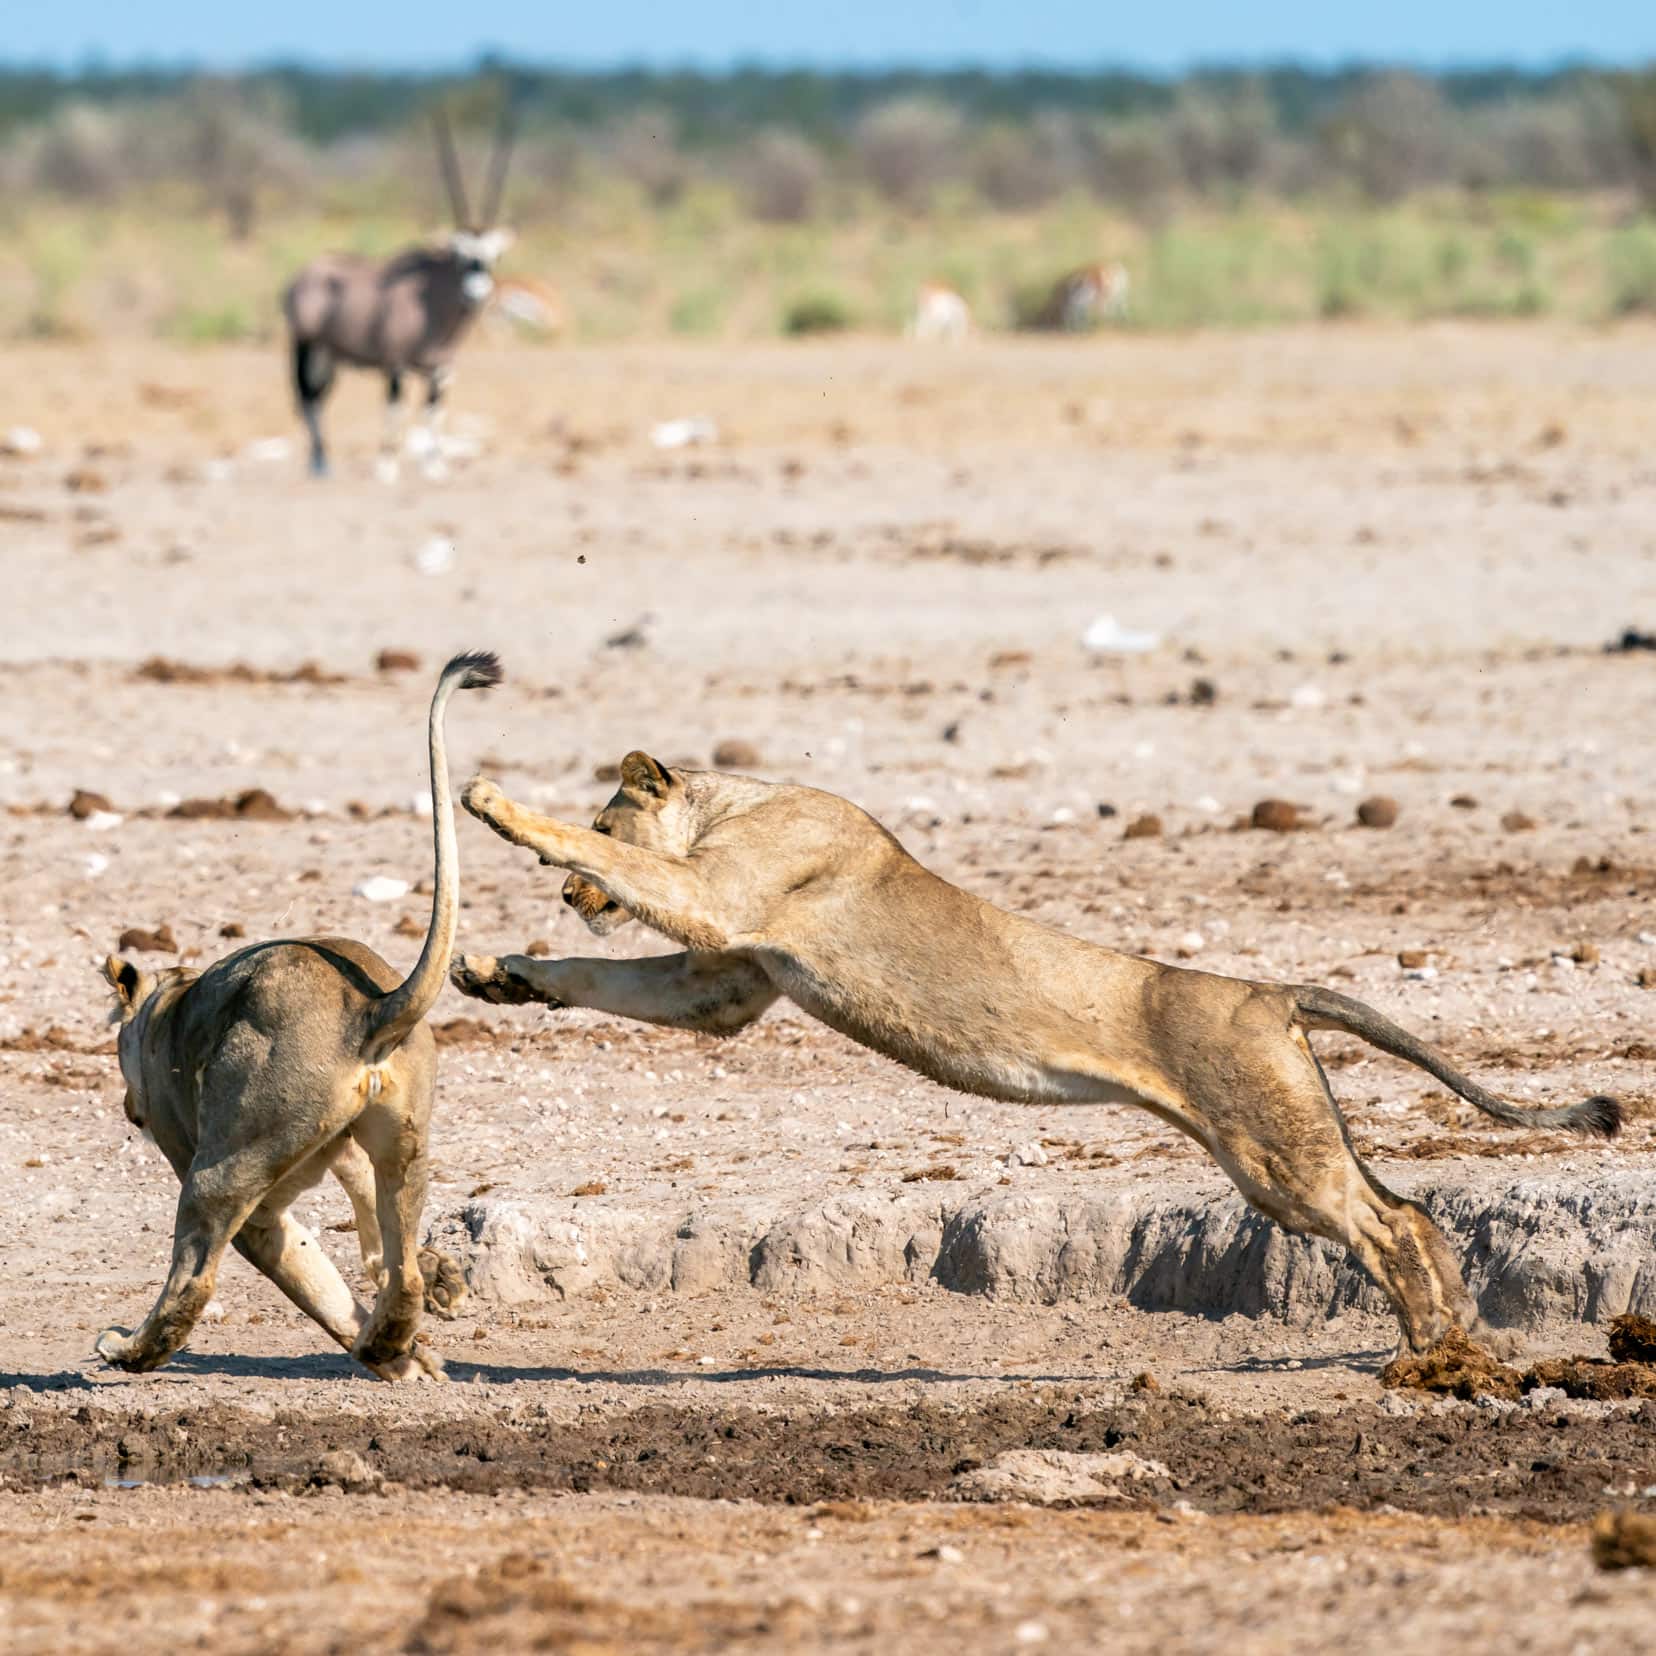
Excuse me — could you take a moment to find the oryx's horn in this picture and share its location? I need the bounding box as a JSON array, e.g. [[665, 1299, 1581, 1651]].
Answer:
[[481, 106, 517, 230], [432, 108, 474, 230]]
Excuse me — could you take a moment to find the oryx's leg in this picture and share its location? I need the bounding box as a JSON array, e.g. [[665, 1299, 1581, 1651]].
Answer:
[[292, 340, 335, 478], [461, 778, 731, 950], [451, 949, 778, 1034], [415, 366, 451, 479], [375, 371, 405, 483]]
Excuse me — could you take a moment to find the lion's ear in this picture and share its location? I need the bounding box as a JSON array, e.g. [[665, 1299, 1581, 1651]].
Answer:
[[619, 751, 672, 801], [101, 955, 143, 1006]]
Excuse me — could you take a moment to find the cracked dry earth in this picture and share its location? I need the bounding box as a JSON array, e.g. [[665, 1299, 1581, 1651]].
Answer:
[[3, 326, 1656, 1652]]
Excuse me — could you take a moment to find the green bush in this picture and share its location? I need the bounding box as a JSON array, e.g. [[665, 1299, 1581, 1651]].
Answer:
[[781, 290, 854, 335], [166, 302, 256, 342], [1606, 224, 1656, 316], [668, 286, 727, 335]]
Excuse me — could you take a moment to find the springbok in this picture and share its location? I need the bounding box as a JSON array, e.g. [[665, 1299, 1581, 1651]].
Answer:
[[282, 109, 517, 479], [1031, 262, 1130, 332], [907, 281, 971, 343], [487, 274, 567, 341]]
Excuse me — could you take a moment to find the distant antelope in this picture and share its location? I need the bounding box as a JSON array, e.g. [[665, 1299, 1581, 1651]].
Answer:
[[906, 281, 971, 343], [282, 109, 517, 479], [487, 275, 567, 340], [1031, 262, 1130, 332]]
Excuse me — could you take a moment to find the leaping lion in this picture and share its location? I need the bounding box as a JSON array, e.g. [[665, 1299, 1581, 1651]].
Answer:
[[96, 651, 501, 1381], [451, 755, 1619, 1356]]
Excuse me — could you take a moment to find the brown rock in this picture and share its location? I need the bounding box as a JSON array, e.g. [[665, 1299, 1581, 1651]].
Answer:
[[1593, 1511, 1656, 1571], [376, 648, 421, 672], [1638, 969, 1656, 989], [1122, 814, 1163, 840], [1130, 1371, 1160, 1394], [1188, 677, 1218, 706], [1449, 794, 1479, 809], [169, 796, 235, 820], [64, 466, 108, 493], [712, 738, 761, 770], [570, 1180, 607, 1197], [593, 762, 621, 783], [393, 914, 424, 938], [1251, 799, 1301, 832], [67, 788, 114, 819], [525, 938, 553, 957], [118, 923, 177, 954], [233, 787, 291, 821], [1397, 949, 1431, 969], [1501, 810, 1537, 832], [218, 921, 246, 939], [1571, 941, 1601, 965], [1356, 795, 1398, 829]]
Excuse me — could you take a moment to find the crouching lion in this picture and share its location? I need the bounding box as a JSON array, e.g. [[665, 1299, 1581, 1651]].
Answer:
[[97, 651, 500, 1381], [452, 753, 1619, 1357]]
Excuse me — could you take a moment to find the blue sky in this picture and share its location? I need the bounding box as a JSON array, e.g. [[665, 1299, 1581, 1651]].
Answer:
[[8, 1, 1652, 71]]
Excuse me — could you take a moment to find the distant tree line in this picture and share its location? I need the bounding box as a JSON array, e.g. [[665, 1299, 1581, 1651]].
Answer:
[[2, 60, 1653, 233]]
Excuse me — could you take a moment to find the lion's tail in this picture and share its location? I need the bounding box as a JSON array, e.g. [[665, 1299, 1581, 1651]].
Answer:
[[1292, 984, 1620, 1138], [360, 651, 503, 1063]]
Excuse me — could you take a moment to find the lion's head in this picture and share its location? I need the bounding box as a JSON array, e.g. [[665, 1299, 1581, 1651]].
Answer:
[[563, 751, 694, 935]]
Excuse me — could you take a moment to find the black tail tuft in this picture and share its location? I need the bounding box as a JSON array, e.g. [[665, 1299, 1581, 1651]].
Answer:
[[444, 649, 504, 692], [1575, 1094, 1623, 1139]]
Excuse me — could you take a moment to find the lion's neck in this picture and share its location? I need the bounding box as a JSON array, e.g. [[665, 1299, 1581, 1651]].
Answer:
[[678, 769, 779, 837]]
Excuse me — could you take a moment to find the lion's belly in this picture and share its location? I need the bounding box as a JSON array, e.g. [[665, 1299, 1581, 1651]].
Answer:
[[757, 949, 1122, 1105]]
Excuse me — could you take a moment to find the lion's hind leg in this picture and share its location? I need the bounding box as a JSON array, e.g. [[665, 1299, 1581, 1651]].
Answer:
[[1186, 1031, 1476, 1356], [347, 1095, 435, 1370]]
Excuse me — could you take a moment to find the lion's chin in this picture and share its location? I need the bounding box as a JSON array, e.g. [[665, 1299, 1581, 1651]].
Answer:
[[583, 904, 634, 937]]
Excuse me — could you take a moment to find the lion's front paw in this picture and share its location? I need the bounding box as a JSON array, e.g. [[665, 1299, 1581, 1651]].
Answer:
[[418, 1246, 468, 1319], [95, 1328, 141, 1370], [450, 953, 546, 1006], [461, 776, 505, 824]]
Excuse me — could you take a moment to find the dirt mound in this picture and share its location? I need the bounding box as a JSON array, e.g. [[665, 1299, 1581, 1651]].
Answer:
[[0, 1025, 105, 1053], [1608, 1313, 1656, 1364], [1381, 1328, 1522, 1400], [1593, 1510, 1656, 1570], [1525, 1357, 1656, 1402], [1383, 1325, 1656, 1402], [135, 656, 345, 687], [408, 1552, 780, 1655], [167, 788, 292, 822]]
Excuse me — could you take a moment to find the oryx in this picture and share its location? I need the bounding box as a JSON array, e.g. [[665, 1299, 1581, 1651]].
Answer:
[[282, 108, 516, 479]]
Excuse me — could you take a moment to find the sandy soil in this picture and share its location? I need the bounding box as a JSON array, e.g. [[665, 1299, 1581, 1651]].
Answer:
[[2, 326, 1655, 1650]]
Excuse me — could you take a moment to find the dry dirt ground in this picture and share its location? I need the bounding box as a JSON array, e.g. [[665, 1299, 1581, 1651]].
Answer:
[[2, 326, 1656, 1651]]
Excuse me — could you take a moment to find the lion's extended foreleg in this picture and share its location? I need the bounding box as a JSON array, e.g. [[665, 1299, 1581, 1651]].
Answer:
[[452, 950, 779, 1034], [463, 778, 732, 949], [96, 1154, 268, 1372]]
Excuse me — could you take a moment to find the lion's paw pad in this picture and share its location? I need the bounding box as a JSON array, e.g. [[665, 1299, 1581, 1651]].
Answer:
[[419, 1247, 468, 1319]]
